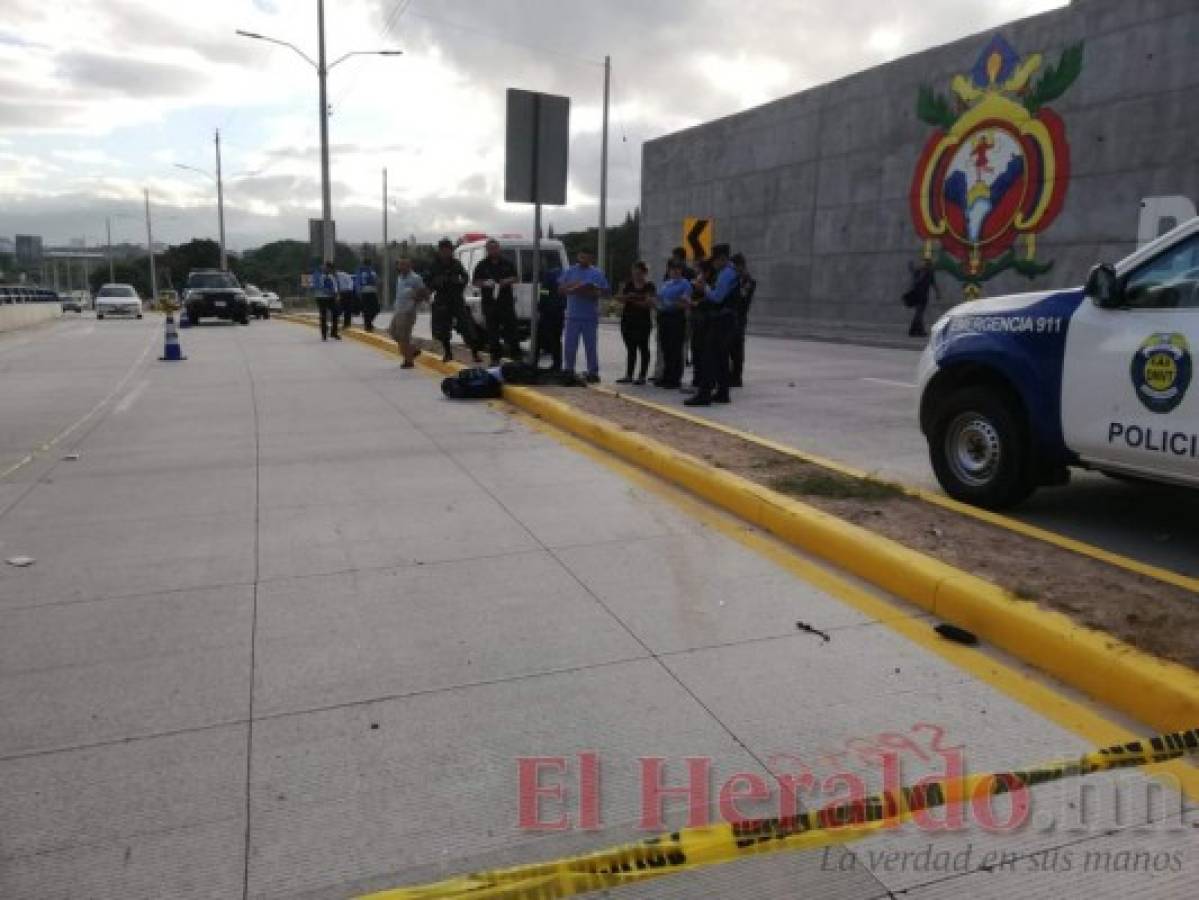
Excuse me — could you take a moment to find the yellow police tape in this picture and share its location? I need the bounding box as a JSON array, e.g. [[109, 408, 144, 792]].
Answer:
[[359, 728, 1199, 900]]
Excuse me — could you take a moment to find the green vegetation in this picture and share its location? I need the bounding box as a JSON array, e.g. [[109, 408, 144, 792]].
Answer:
[[554, 208, 641, 283], [771, 471, 903, 502], [85, 237, 364, 297]]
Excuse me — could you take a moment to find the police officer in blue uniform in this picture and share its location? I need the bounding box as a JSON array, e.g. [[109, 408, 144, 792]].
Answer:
[[655, 260, 691, 389], [355, 259, 381, 333], [311, 260, 340, 341], [685, 244, 738, 406]]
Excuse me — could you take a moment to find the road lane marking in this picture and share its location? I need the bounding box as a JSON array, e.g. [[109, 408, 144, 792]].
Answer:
[[0, 330, 157, 482], [862, 377, 917, 388], [114, 378, 149, 414]]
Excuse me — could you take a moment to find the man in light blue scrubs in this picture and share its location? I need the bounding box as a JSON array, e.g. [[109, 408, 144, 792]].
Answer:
[[558, 249, 610, 383]]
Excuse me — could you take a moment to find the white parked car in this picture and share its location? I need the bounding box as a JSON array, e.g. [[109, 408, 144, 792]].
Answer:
[[918, 217, 1199, 508], [244, 283, 274, 320], [261, 289, 283, 313], [454, 237, 569, 336], [95, 284, 143, 319]]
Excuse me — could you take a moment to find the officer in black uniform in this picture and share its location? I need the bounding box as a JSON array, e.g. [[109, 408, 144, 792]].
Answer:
[[537, 265, 565, 371], [426, 238, 482, 363], [472, 238, 522, 365]]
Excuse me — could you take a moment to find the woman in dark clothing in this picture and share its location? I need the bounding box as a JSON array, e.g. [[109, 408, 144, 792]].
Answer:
[[616, 262, 656, 385]]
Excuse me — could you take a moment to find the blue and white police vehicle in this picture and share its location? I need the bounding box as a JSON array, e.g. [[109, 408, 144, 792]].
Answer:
[[918, 218, 1199, 508]]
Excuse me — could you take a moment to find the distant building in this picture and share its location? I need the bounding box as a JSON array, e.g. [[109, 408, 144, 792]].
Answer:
[[15, 235, 43, 266], [0, 237, 14, 255]]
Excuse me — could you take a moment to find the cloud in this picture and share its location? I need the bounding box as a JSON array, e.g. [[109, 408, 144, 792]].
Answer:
[[1, 0, 1070, 248], [51, 148, 125, 168], [56, 53, 200, 98]]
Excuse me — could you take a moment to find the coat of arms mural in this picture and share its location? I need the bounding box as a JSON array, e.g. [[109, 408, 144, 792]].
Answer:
[[910, 35, 1084, 298]]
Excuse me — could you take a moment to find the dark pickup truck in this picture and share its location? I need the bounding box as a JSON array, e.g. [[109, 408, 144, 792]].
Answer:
[[184, 270, 249, 325]]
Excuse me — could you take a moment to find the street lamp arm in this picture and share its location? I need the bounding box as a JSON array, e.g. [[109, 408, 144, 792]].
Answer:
[[327, 49, 404, 71], [174, 163, 215, 181], [235, 29, 317, 69]]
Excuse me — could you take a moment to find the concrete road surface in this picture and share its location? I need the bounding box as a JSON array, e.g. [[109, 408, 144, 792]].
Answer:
[[405, 312, 1198, 578], [0, 315, 1192, 899]]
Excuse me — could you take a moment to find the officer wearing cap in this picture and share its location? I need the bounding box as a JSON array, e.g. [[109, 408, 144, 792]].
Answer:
[[426, 238, 482, 363], [685, 243, 738, 407]]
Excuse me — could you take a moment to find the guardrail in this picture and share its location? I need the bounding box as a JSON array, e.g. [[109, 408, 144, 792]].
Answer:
[[0, 288, 64, 304]]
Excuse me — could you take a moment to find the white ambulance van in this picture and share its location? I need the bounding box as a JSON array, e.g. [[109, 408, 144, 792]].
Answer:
[[454, 236, 569, 336]]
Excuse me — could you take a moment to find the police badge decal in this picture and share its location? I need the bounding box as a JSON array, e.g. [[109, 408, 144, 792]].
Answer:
[[1131, 333, 1193, 415]]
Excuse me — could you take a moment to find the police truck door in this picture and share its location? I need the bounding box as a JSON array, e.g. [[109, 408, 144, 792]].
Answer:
[[1060, 233, 1199, 483]]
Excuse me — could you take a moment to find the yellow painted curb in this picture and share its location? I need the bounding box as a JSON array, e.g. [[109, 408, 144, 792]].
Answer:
[[590, 385, 1199, 594], [277, 315, 1199, 734]]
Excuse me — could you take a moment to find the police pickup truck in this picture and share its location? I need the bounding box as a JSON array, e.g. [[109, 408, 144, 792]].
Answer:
[[918, 218, 1199, 509]]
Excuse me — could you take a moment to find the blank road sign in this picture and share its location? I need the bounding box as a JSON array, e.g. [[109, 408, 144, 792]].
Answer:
[[505, 89, 570, 206]]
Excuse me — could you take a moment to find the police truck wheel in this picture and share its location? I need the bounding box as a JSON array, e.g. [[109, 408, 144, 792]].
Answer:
[[929, 386, 1035, 509]]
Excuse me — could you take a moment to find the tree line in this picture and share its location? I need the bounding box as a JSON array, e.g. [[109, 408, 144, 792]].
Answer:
[[76, 208, 641, 299]]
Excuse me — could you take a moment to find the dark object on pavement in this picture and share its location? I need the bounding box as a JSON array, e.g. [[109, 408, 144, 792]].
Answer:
[[499, 362, 584, 386], [441, 368, 503, 400], [796, 621, 831, 643], [934, 623, 979, 646]]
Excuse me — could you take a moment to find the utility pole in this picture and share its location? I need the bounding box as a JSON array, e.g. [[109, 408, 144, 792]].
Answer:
[[106, 217, 114, 283], [381, 167, 390, 310], [144, 189, 158, 303], [215, 129, 228, 270], [317, 0, 333, 265], [235, 17, 400, 269], [598, 55, 611, 279]]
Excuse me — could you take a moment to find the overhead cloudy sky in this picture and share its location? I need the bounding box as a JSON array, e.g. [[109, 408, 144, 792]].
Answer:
[[0, 0, 1065, 251]]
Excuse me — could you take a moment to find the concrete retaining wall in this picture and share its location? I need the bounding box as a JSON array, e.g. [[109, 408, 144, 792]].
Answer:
[[0, 304, 61, 334], [640, 0, 1199, 340]]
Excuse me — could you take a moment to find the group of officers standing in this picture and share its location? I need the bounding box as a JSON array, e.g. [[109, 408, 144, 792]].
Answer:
[[614, 242, 757, 407], [310, 237, 756, 408]]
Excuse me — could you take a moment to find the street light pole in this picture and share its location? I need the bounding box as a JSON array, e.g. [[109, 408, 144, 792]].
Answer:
[[382, 167, 389, 310], [235, 20, 400, 269], [106, 217, 114, 283], [598, 55, 611, 279], [317, 0, 333, 266], [215, 129, 228, 270], [144, 189, 158, 303]]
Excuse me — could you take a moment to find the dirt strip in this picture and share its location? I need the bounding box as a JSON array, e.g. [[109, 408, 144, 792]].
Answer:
[[418, 336, 1199, 668]]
